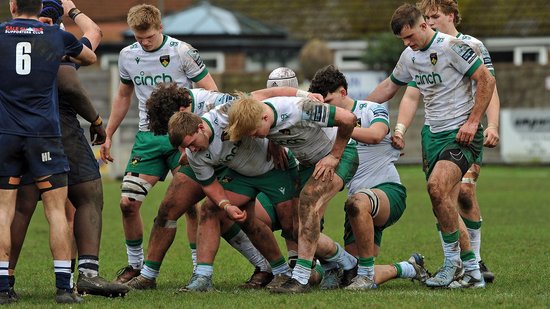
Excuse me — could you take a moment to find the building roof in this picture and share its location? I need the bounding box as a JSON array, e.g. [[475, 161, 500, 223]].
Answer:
[[206, 0, 550, 40], [160, 1, 285, 36], [19, 0, 549, 45]]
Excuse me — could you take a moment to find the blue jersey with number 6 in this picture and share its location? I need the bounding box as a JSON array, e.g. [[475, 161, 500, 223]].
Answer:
[[0, 18, 83, 137]]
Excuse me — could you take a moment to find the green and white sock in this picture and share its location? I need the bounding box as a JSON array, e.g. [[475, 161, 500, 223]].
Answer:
[[270, 256, 291, 276], [462, 217, 482, 263], [357, 256, 375, 280], [223, 224, 270, 272], [126, 239, 144, 269], [291, 259, 312, 285], [141, 260, 161, 280]]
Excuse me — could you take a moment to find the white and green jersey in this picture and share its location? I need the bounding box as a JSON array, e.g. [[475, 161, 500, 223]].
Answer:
[[186, 108, 274, 184], [119, 35, 209, 131], [347, 102, 401, 195], [391, 31, 483, 133], [408, 32, 496, 126], [264, 96, 337, 165], [188, 88, 235, 116]]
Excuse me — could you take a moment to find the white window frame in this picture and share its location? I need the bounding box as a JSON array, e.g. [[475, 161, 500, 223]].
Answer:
[[200, 52, 225, 73], [513, 46, 548, 66]]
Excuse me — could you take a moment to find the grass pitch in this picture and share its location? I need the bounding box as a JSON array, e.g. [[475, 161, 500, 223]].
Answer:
[[10, 165, 550, 308]]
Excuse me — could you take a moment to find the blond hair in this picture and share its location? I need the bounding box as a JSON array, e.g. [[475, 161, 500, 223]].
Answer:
[[167, 112, 202, 148], [227, 92, 264, 142], [417, 0, 461, 26], [127, 4, 162, 31]]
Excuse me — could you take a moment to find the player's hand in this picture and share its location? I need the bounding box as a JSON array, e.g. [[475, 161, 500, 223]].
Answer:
[[313, 154, 339, 181], [100, 138, 114, 163], [267, 141, 288, 170], [308, 93, 325, 102], [456, 121, 478, 146], [483, 126, 499, 148], [391, 132, 405, 150], [90, 123, 106, 145], [61, 0, 76, 16], [225, 205, 247, 223]]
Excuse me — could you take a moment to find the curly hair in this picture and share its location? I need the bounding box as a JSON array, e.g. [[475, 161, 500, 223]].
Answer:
[[308, 65, 347, 97], [146, 83, 192, 135]]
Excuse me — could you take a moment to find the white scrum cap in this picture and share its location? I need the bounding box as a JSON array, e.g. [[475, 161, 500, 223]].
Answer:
[[267, 67, 299, 88]]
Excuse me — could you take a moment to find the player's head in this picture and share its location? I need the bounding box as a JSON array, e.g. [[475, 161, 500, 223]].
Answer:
[[391, 3, 431, 51], [38, 0, 63, 25], [308, 65, 348, 104], [10, 0, 42, 17], [127, 4, 163, 51], [146, 83, 193, 136], [227, 92, 268, 141], [168, 112, 202, 146], [267, 67, 299, 88], [417, 0, 461, 33]]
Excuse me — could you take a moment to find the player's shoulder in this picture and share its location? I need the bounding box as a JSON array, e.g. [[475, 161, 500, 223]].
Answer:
[[432, 31, 456, 49], [120, 42, 141, 56], [458, 33, 485, 47]]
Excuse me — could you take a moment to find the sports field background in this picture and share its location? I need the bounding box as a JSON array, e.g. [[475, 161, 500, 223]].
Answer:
[[10, 165, 550, 308]]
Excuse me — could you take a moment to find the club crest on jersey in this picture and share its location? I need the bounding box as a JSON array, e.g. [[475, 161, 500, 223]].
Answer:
[[430, 53, 438, 65], [131, 156, 142, 166], [159, 55, 170, 67], [220, 176, 233, 184]]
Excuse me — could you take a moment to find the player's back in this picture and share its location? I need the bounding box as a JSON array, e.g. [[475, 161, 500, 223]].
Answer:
[[0, 19, 66, 136]]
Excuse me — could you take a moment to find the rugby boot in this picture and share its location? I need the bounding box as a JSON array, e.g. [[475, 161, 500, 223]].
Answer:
[[124, 274, 156, 290], [78, 273, 130, 297], [55, 288, 84, 304], [7, 286, 19, 301], [479, 260, 495, 283], [426, 259, 464, 288], [0, 291, 17, 305], [114, 265, 141, 284], [408, 253, 430, 283], [341, 263, 358, 287], [265, 274, 291, 290], [271, 278, 310, 294], [178, 274, 213, 292], [240, 268, 274, 289], [344, 275, 378, 290], [448, 270, 486, 289]]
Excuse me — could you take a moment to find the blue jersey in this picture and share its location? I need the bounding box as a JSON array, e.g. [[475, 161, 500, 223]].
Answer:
[[0, 19, 83, 137]]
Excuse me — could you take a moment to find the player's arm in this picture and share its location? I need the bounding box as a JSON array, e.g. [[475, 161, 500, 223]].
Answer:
[[251, 87, 323, 102], [201, 179, 246, 222], [100, 82, 134, 162], [58, 65, 97, 122], [456, 65, 495, 145], [484, 84, 500, 147], [331, 106, 357, 158], [57, 64, 105, 144], [366, 76, 403, 103], [62, 0, 102, 50], [313, 105, 356, 181], [352, 122, 388, 144], [195, 74, 218, 91], [392, 84, 421, 150], [178, 44, 219, 91]]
